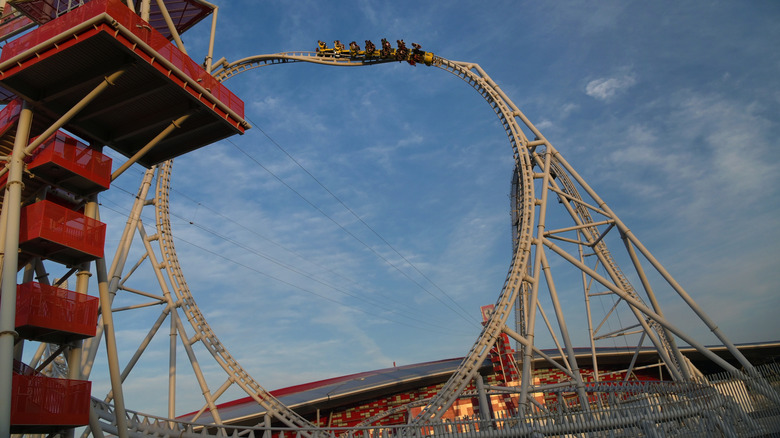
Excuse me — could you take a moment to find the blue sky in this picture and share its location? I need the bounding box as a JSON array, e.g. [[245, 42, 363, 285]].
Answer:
[[74, 0, 780, 417]]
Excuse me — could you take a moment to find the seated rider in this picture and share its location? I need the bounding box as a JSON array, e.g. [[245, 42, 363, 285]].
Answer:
[[317, 40, 328, 53], [365, 40, 376, 57], [411, 43, 423, 65], [381, 38, 392, 58], [396, 39, 408, 61], [349, 41, 360, 57]]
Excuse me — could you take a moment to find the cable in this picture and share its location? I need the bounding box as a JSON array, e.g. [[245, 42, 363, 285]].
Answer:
[[99, 185, 471, 335], [157, 166, 458, 327], [105, 130, 478, 327], [232, 132, 479, 327], [172, 211, 464, 333], [248, 118, 479, 323], [166, 180, 416, 314]]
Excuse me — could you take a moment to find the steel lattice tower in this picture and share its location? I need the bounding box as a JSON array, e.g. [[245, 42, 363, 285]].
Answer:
[[0, 1, 777, 437]]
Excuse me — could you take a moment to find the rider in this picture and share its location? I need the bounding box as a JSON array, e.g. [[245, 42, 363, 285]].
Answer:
[[410, 43, 423, 65], [396, 39, 409, 61], [317, 40, 328, 54], [365, 40, 376, 57], [380, 38, 392, 58]]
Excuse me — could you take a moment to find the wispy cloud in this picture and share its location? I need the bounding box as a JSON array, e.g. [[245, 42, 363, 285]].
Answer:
[[671, 92, 777, 197], [66, 0, 780, 419], [585, 71, 637, 101]]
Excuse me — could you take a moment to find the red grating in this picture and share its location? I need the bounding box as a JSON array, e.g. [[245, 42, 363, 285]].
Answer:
[[6, 0, 68, 25], [0, 4, 35, 45], [11, 362, 91, 433], [145, 0, 212, 40], [9, 0, 211, 40], [0, 98, 55, 151], [0, 0, 246, 166], [27, 131, 111, 195], [0, 97, 22, 137], [19, 200, 106, 265], [0, 3, 34, 34], [0, 0, 244, 119], [14, 282, 99, 343]]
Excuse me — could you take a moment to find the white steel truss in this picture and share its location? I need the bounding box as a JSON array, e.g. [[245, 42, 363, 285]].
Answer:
[[1, 3, 777, 436], [84, 52, 778, 435]]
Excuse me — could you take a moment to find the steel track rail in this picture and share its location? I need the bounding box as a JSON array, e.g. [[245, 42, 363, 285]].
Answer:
[[408, 58, 536, 423], [544, 158, 685, 377], [145, 51, 536, 431], [213, 51, 401, 81], [113, 50, 697, 434], [154, 162, 316, 432]]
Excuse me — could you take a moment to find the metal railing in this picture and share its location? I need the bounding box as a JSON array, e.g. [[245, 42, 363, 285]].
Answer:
[[90, 363, 780, 437]]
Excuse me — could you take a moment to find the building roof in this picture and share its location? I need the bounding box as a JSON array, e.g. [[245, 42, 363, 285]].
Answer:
[[181, 340, 780, 426], [182, 357, 474, 425]]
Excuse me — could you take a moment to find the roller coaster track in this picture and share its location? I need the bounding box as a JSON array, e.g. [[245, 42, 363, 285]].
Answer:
[[215, 51, 536, 426], [89, 49, 773, 436], [89, 51, 536, 434], [212, 51, 422, 81], [412, 57, 536, 423], [542, 157, 687, 379], [154, 162, 315, 430]]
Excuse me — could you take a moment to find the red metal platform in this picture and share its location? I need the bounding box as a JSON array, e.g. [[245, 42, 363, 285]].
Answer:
[[0, 103, 106, 205], [13, 282, 100, 344], [0, 97, 22, 152], [0, 4, 35, 43], [145, 0, 213, 40], [19, 199, 106, 265], [0, 0, 247, 167], [11, 362, 91, 433], [3, 0, 56, 26], [26, 131, 112, 195], [0, 98, 50, 154], [9, 0, 211, 39]]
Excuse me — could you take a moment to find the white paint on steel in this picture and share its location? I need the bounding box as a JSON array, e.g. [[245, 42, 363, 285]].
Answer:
[[82, 50, 777, 436]]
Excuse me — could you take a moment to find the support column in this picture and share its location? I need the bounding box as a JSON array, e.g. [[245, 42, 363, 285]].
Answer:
[[540, 250, 590, 409], [111, 114, 191, 181], [169, 307, 177, 420], [0, 101, 33, 438], [139, 0, 150, 22], [204, 3, 218, 73], [475, 375, 491, 424], [622, 236, 691, 380], [81, 168, 156, 379], [70, 259, 93, 382], [95, 253, 130, 437], [0, 181, 11, 283], [518, 150, 553, 412], [12, 262, 35, 364], [65, 200, 97, 438], [154, 0, 188, 54]]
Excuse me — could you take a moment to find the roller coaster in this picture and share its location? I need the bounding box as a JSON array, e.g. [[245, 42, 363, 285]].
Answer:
[[0, 1, 778, 437], [313, 39, 434, 66]]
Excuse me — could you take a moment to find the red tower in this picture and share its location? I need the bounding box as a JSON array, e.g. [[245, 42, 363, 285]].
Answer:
[[0, 0, 246, 433]]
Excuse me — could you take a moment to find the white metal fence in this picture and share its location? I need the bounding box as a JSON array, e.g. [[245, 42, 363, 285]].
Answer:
[[93, 363, 780, 437]]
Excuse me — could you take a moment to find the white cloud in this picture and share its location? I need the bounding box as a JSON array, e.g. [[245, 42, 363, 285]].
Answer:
[[47, 0, 778, 421], [585, 73, 637, 101], [535, 119, 554, 130], [671, 93, 776, 197], [560, 103, 579, 119]]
